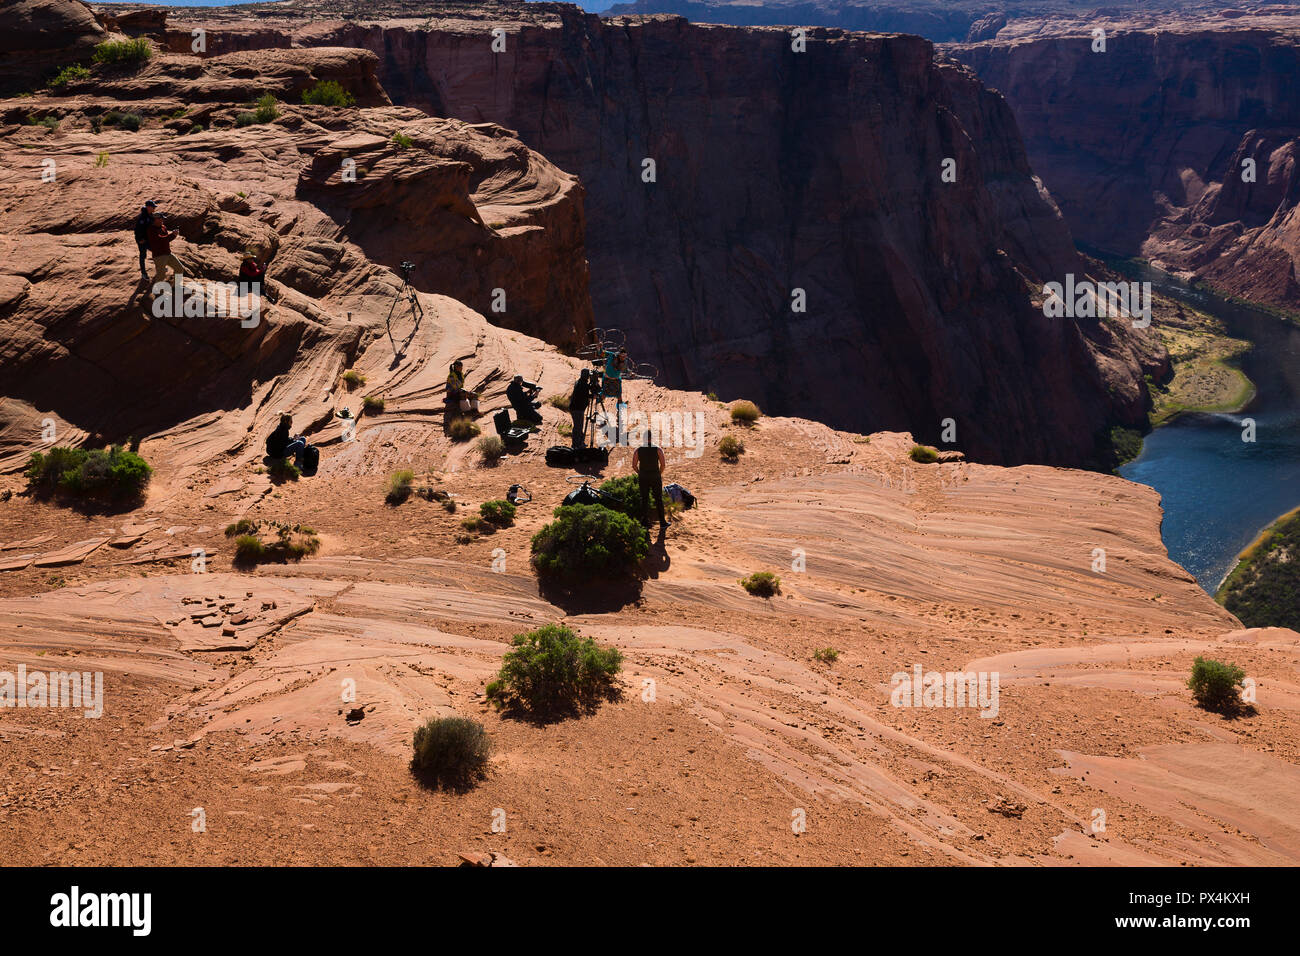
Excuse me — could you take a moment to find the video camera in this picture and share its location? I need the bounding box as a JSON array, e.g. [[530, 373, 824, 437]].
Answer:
[[399, 260, 415, 281]]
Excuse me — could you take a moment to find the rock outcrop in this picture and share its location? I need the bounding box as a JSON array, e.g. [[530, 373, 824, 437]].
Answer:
[[0, 0, 106, 96], [949, 13, 1300, 313], [154, 2, 1159, 466]]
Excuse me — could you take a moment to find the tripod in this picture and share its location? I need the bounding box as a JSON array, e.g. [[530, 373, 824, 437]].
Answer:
[[385, 262, 424, 358]]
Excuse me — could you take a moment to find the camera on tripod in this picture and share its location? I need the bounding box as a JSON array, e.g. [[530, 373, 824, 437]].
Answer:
[[399, 260, 415, 282]]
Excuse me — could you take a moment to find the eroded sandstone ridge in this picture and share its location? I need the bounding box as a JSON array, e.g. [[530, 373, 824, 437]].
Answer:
[[950, 12, 1300, 314], [101, 0, 1163, 466]]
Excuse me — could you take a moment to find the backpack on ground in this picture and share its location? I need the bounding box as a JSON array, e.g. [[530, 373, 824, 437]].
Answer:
[[545, 445, 576, 467], [300, 444, 320, 476], [577, 445, 609, 466], [563, 483, 616, 507], [664, 483, 695, 509]]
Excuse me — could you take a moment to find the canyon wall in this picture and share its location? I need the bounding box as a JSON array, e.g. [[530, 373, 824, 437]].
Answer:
[[950, 15, 1300, 312], [164, 2, 1157, 466]]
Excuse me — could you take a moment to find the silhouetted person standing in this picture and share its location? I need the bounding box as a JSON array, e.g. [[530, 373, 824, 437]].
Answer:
[[133, 200, 155, 282], [569, 369, 591, 449], [633, 430, 667, 528]]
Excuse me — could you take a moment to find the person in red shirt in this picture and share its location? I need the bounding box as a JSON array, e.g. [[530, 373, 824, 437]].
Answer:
[[239, 249, 266, 299], [148, 214, 184, 284]]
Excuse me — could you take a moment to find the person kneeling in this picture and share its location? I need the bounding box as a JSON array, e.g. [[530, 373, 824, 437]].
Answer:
[[507, 374, 543, 425]]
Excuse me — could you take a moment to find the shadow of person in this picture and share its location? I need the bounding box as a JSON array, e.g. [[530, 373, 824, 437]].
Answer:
[[641, 534, 671, 579]]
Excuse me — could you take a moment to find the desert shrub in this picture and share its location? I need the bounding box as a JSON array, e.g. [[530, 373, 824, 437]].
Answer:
[[1187, 656, 1246, 713], [460, 515, 491, 535], [730, 400, 761, 424], [546, 393, 570, 411], [530, 504, 648, 581], [107, 112, 142, 132], [1110, 426, 1144, 466], [740, 570, 781, 597], [478, 435, 505, 463], [596, 475, 640, 518], [94, 151, 108, 167], [253, 93, 279, 124], [362, 394, 385, 415], [386, 469, 415, 505], [410, 716, 492, 789], [266, 457, 300, 482], [479, 499, 516, 527], [909, 444, 939, 464], [341, 369, 365, 389], [25, 445, 151, 502], [49, 64, 90, 89], [707, 391, 719, 401], [391, 131, 414, 149], [301, 80, 356, 107], [557, 421, 572, 437], [92, 38, 152, 67], [813, 647, 840, 664], [485, 623, 622, 719], [28, 115, 59, 130], [718, 434, 744, 460], [224, 519, 320, 566], [448, 417, 479, 441], [234, 112, 257, 127]]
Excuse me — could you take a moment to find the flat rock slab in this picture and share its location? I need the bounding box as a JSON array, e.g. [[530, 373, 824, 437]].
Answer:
[[0, 553, 36, 572], [33, 537, 109, 567], [0, 533, 55, 552]]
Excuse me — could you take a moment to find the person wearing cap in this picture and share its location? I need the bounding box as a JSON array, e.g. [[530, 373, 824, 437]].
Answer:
[[148, 213, 184, 285], [133, 200, 156, 282]]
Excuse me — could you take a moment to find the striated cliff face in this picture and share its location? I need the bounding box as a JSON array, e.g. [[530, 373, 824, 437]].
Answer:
[[166, 3, 1157, 465], [949, 15, 1300, 313]]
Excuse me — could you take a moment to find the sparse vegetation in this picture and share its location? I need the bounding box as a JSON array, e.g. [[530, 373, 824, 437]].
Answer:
[[92, 38, 153, 67], [740, 571, 781, 597], [253, 93, 280, 124], [49, 64, 90, 89], [94, 151, 109, 168], [546, 394, 570, 411], [477, 435, 505, 463], [362, 394, 385, 415], [479, 499, 516, 527], [909, 444, 939, 464], [460, 514, 491, 535], [225, 519, 320, 566], [391, 131, 414, 149], [707, 391, 719, 402], [718, 434, 744, 460], [28, 115, 59, 131], [1218, 509, 1300, 630], [410, 716, 492, 789], [813, 647, 840, 664], [341, 369, 365, 389], [1110, 426, 1144, 467], [266, 458, 300, 482], [448, 417, 479, 441], [596, 475, 640, 518], [484, 623, 623, 720], [234, 112, 257, 128], [103, 111, 142, 132], [386, 469, 415, 505], [25, 445, 152, 503], [301, 80, 356, 107], [530, 504, 649, 582], [1187, 656, 1247, 714], [557, 421, 572, 437], [730, 400, 761, 425]]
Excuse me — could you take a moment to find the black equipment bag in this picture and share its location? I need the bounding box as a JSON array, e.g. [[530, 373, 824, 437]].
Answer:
[[300, 444, 320, 476], [545, 445, 576, 467]]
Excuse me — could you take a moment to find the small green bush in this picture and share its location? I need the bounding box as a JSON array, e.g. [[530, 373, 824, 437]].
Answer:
[[478, 435, 505, 463], [718, 434, 744, 460], [253, 93, 279, 124], [730, 400, 761, 424], [386, 469, 415, 505], [49, 64, 90, 89], [391, 131, 414, 149], [341, 369, 365, 389], [597, 475, 640, 518], [1187, 656, 1246, 713], [410, 716, 492, 789], [225, 519, 320, 566], [546, 394, 570, 411], [448, 417, 479, 441], [485, 623, 622, 719], [267, 458, 300, 481], [909, 444, 939, 464], [106, 111, 143, 132], [740, 571, 781, 597], [479, 499, 516, 527], [530, 504, 648, 581], [301, 79, 356, 107], [234, 112, 256, 127], [94, 151, 109, 167], [813, 647, 839, 664], [362, 394, 385, 415], [460, 514, 491, 534], [25, 445, 152, 502], [92, 38, 152, 67]]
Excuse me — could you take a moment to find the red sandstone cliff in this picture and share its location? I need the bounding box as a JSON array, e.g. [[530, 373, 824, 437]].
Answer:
[[145, 2, 1158, 466], [950, 13, 1300, 313]]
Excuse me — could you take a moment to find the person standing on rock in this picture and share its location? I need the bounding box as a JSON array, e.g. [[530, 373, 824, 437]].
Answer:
[[632, 429, 668, 529], [132, 200, 156, 283], [569, 369, 591, 449], [148, 214, 184, 286]]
